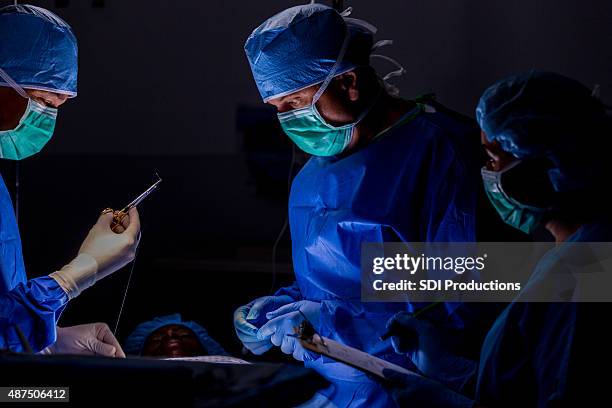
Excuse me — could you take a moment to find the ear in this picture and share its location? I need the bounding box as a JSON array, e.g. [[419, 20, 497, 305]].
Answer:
[[337, 71, 359, 102]]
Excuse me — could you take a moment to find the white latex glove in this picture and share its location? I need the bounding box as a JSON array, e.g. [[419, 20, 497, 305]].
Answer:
[[233, 295, 294, 355], [42, 323, 126, 358], [257, 300, 321, 361], [50, 208, 140, 298]]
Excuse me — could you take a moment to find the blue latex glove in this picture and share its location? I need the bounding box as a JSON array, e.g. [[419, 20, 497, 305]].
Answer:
[[383, 369, 475, 408], [386, 312, 477, 391], [233, 295, 294, 354], [257, 300, 321, 361]]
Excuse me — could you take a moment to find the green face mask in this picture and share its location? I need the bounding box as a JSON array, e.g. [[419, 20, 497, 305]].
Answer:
[[277, 78, 379, 157], [278, 100, 354, 157], [0, 67, 57, 160], [481, 161, 546, 234], [275, 30, 381, 157], [0, 98, 57, 160]]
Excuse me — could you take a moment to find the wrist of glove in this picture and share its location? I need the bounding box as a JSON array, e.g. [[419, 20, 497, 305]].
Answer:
[[50, 254, 98, 299], [50, 209, 140, 299]]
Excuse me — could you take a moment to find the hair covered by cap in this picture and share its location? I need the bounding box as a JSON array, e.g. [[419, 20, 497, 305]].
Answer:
[[476, 71, 611, 192], [244, 3, 375, 102], [0, 4, 78, 96]]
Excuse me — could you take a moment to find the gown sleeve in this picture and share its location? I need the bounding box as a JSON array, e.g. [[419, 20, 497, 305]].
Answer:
[[0, 276, 68, 353], [0, 174, 69, 353]]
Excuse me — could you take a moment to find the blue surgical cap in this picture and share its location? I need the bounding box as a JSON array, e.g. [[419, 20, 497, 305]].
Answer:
[[0, 4, 78, 97], [245, 3, 374, 102], [476, 71, 610, 192], [124, 314, 227, 356]]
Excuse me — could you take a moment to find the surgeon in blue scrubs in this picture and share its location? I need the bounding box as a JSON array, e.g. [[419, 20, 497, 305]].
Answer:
[[0, 5, 140, 356], [385, 71, 612, 407], [234, 4, 488, 407]]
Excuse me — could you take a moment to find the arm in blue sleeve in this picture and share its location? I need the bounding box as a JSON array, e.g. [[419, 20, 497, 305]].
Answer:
[[0, 276, 69, 353], [274, 281, 303, 301]]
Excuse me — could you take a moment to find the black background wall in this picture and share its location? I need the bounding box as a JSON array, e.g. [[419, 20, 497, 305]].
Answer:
[[2, 0, 611, 355]]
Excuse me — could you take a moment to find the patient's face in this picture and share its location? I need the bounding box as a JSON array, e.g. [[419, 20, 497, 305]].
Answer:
[[142, 324, 204, 357]]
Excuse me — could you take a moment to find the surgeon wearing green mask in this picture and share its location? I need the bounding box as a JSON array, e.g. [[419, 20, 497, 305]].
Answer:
[[236, 4, 495, 407], [384, 71, 612, 407], [476, 73, 599, 240], [0, 5, 141, 357]]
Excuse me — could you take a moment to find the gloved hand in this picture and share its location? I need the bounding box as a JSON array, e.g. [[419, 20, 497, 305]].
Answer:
[[42, 323, 126, 357], [50, 208, 141, 299], [383, 369, 475, 408], [257, 300, 321, 361], [385, 312, 476, 390], [233, 295, 294, 355]]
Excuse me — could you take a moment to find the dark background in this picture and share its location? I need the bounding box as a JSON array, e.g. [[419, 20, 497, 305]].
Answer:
[[1, 0, 611, 356]]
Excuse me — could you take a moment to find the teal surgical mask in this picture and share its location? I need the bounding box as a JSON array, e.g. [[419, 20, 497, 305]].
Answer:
[[0, 99, 57, 160], [277, 85, 377, 157], [481, 161, 546, 234], [276, 30, 380, 157], [0, 68, 57, 160]]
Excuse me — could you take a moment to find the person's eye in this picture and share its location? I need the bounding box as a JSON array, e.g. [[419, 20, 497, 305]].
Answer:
[[289, 99, 301, 109]]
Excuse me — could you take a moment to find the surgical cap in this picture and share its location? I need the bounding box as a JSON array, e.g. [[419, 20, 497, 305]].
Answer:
[[0, 4, 78, 97], [124, 314, 227, 356], [476, 71, 610, 192], [245, 3, 374, 102]]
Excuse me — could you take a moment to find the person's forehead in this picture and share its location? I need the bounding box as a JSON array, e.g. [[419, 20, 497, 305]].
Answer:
[[151, 324, 192, 334], [27, 89, 66, 100]]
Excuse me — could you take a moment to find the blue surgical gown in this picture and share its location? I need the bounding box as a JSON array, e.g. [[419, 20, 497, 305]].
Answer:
[[280, 104, 483, 407], [476, 222, 612, 407], [0, 174, 68, 352]]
